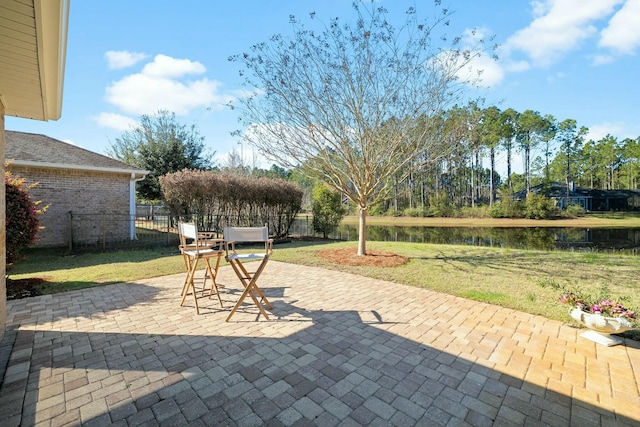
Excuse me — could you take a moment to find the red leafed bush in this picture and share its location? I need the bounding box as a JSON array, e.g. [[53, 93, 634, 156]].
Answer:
[[5, 174, 41, 265]]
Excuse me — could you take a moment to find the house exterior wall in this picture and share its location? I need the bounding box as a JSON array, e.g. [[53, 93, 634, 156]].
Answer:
[[7, 165, 132, 247], [1, 105, 7, 340]]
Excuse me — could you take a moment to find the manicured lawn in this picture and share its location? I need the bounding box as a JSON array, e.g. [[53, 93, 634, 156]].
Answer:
[[9, 239, 640, 340], [8, 247, 186, 294]]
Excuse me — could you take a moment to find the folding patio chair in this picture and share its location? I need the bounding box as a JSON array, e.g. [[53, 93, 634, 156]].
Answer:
[[223, 226, 273, 321], [178, 222, 224, 314]]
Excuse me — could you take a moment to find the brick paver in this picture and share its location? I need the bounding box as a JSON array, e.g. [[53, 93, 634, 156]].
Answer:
[[0, 261, 639, 426]]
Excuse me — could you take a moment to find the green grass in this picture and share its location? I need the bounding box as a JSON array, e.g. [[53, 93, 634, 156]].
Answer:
[[271, 239, 640, 340], [8, 240, 640, 340], [8, 246, 186, 294], [458, 290, 509, 304]]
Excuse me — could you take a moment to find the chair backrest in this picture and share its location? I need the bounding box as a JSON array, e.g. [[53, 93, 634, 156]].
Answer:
[[178, 222, 198, 248], [224, 226, 269, 243]]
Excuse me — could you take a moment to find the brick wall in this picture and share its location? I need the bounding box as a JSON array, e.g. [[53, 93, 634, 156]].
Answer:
[[7, 165, 132, 247]]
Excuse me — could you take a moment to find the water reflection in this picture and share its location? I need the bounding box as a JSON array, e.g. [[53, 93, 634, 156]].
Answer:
[[330, 225, 640, 254]]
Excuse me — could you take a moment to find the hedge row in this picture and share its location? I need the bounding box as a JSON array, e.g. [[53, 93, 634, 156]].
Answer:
[[159, 169, 303, 237]]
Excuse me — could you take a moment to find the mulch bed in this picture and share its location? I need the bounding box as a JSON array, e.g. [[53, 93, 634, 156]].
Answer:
[[317, 247, 409, 267], [6, 277, 46, 300]]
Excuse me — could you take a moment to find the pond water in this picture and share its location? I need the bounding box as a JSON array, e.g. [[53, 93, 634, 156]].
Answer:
[[328, 225, 640, 254]]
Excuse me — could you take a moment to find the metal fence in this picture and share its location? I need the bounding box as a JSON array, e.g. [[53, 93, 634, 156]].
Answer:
[[67, 212, 178, 252], [66, 208, 319, 253]]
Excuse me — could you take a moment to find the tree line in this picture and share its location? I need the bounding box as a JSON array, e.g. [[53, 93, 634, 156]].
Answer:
[[106, 103, 639, 224], [374, 102, 640, 216]]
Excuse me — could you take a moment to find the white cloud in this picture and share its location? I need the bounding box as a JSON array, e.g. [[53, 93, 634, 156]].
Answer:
[[435, 28, 505, 88], [455, 52, 505, 88], [141, 54, 206, 78], [546, 71, 566, 82], [458, 28, 505, 87], [503, 0, 623, 67], [592, 54, 615, 65], [599, 0, 640, 54], [503, 59, 531, 73], [94, 112, 139, 131], [586, 122, 627, 141], [105, 51, 148, 70], [104, 54, 235, 116]]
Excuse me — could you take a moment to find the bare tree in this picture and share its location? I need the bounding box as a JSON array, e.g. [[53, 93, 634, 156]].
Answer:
[[230, 2, 490, 255]]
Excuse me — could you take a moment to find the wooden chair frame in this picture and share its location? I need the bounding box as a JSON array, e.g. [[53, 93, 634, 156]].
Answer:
[[223, 226, 273, 321], [178, 222, 224, 314]]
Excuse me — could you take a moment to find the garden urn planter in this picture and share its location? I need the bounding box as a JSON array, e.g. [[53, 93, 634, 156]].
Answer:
[[569, 307, 635, 346]]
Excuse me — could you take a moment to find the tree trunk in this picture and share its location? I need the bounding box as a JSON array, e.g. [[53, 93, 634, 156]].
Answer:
[[525, 144, 531, 195], [475, 150, 480, 206], [545, 143, 551, 182], [357, 207, 367, 256], [507, 143, 512, 190], [490, 148, 495, 205], [408, 172, 413, 209], [470, 155, 475, 208], [393, 176, 398, 213]]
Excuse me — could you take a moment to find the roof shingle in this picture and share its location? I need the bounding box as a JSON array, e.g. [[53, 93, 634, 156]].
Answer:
[[5, 130, 147, 173]]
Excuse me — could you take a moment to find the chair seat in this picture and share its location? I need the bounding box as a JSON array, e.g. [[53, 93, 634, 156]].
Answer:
[[227, 253, 266, 261], [183, 248, 223, 257]]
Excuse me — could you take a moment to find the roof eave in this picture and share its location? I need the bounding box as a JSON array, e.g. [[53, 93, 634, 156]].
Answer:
[[9, 159, 150, 177], [34, 0, 70, 121]]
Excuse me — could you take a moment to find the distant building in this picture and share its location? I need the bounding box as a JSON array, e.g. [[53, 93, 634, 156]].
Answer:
[[514, 182, 640, 211], [6, 131, 149, 247], [588, 189, 640, 211]]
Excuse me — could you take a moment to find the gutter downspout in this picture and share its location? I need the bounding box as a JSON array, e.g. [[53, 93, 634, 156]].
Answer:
[[130, 173, 147, 239]]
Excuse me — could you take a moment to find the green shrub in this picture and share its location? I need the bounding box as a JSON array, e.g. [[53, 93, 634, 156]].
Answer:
[[488, 202, 503, 218], [489, 200, 523, 218], [427, 193, 454, 217], [489, 188, 523, 218], [459, 205, 490, 218], [523, 193, 558, 219], [383, 207, 402, 217], [368, 203, 386, 216], [402, 207, 426, 217], [565, 204, 586, 217], [311, 184, 346, 238]]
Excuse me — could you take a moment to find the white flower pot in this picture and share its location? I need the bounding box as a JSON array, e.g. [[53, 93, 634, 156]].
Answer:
[[569, 307, 635, 346]]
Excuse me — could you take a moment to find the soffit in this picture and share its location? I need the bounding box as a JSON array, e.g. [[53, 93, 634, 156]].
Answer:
[[0, 0, 69, 121]]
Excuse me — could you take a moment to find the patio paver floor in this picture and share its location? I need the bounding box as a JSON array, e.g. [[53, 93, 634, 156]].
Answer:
[[0, 261, 639, 426]]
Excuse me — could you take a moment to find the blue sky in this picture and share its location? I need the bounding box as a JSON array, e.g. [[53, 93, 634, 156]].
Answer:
[[7, 0, 640, 173]]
